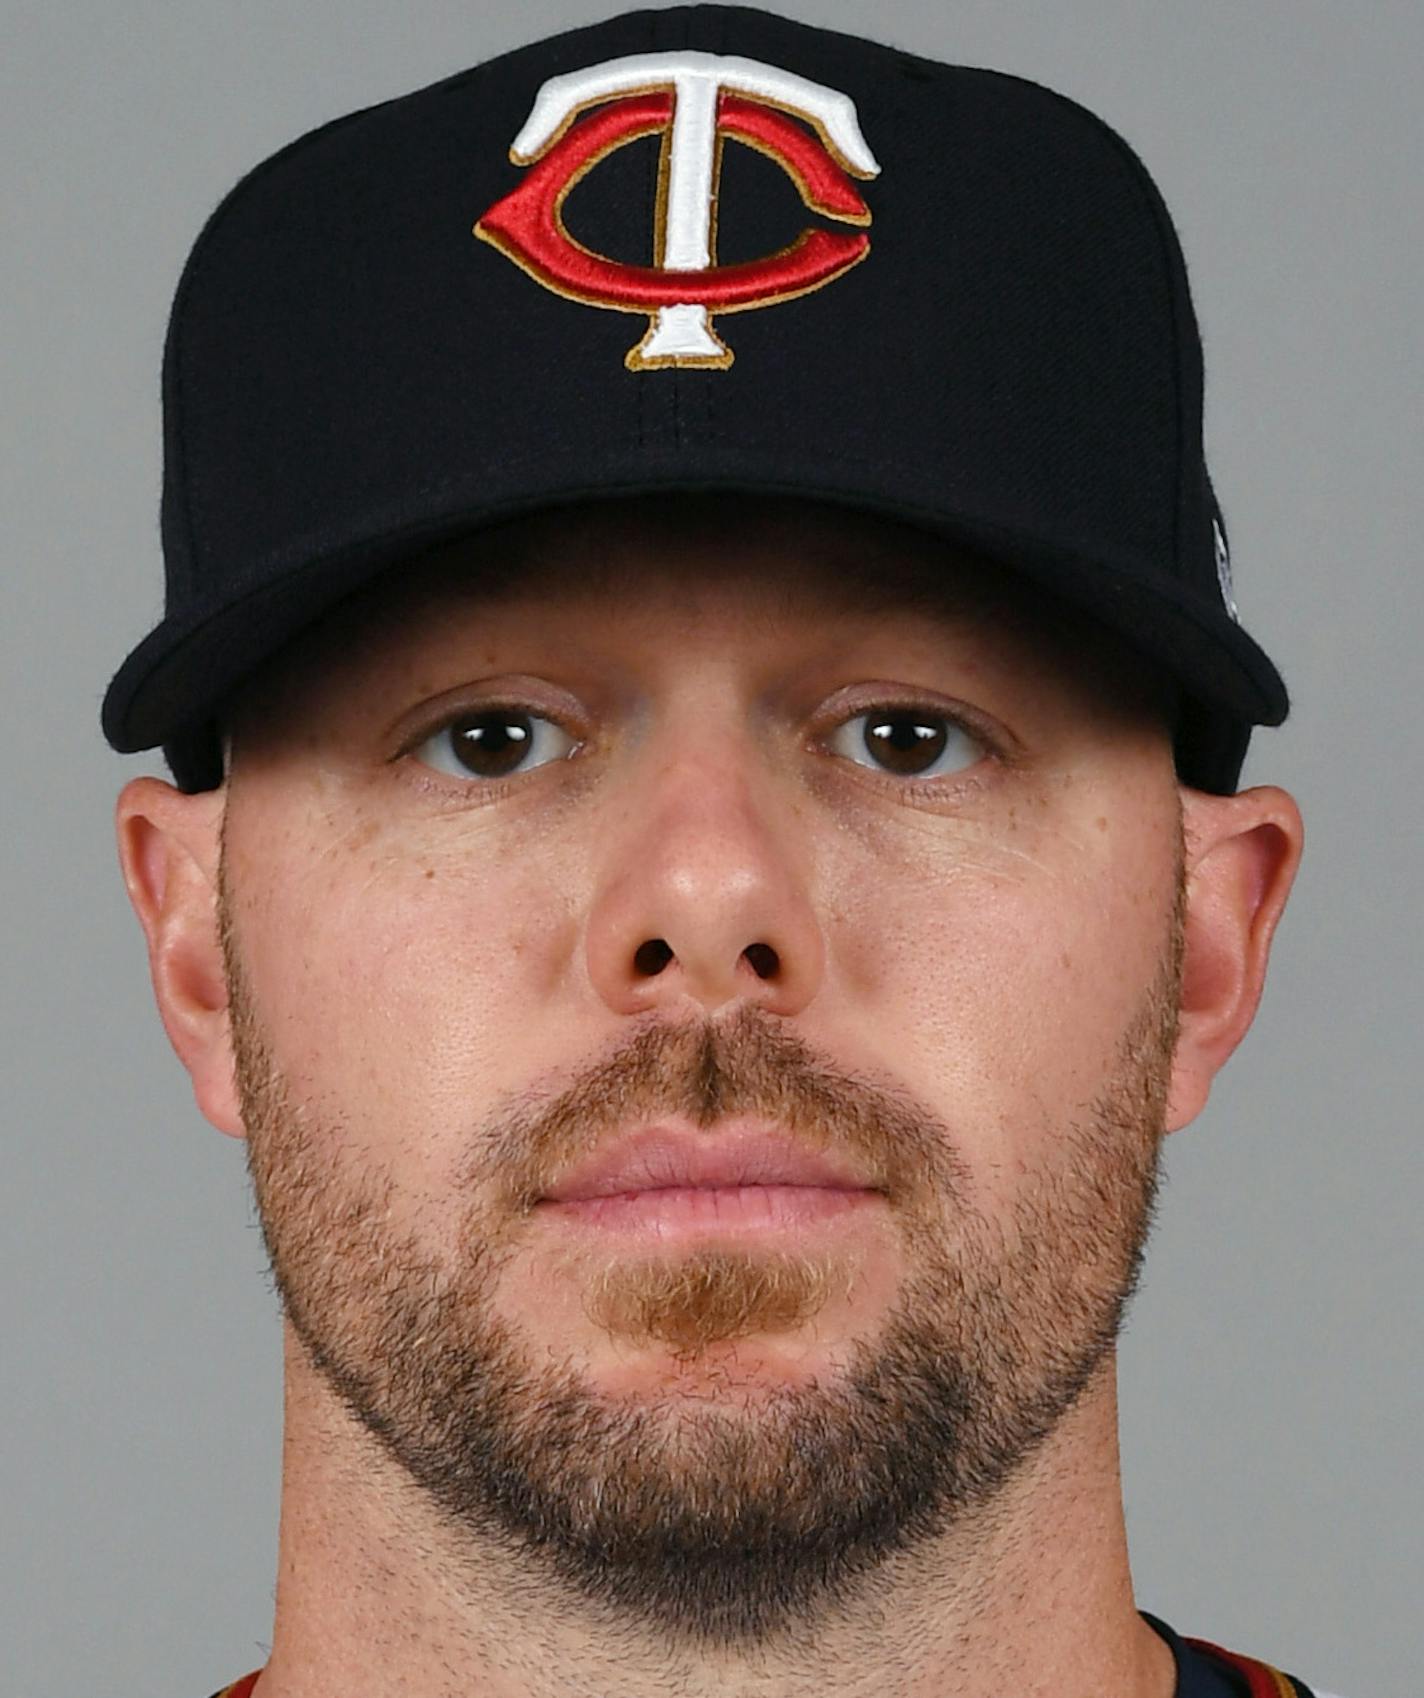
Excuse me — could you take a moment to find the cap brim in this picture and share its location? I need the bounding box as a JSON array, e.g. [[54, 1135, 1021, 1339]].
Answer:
[[103, 470, 1287, 791]]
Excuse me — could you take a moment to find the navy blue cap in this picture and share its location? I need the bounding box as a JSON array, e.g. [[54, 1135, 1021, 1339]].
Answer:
[[101, 4, 1287, 792]]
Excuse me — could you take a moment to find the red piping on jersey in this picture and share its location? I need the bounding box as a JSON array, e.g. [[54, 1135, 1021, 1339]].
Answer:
[[214, 1672, 263, 1698], [1184, 1635, 1298, 1698]]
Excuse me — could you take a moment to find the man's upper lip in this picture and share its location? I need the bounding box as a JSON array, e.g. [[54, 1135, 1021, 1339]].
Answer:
[[540, 1123, 879, 1202]]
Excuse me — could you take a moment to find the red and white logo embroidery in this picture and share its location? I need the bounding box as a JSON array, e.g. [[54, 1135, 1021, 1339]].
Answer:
[[475, 51, 881, 370]]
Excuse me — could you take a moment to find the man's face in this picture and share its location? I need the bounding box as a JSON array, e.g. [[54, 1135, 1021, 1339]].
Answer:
[[218, 498, 1185, 1647]]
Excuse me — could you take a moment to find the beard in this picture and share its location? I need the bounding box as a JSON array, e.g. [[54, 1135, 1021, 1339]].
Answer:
[[222, 847, 1184, 1654]]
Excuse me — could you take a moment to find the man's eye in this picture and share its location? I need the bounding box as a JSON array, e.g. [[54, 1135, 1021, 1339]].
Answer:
[[827, 707, 984, 781], [410, 703, 983, 787], [413, 709, 577, 781]]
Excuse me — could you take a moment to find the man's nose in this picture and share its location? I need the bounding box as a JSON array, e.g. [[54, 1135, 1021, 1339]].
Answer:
[[582, 725, 826, 1021]]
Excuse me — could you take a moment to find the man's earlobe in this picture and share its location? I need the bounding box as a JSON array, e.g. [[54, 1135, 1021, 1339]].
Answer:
[[115, 776, 246, 1138], [1165, 785, 1305, 1133]]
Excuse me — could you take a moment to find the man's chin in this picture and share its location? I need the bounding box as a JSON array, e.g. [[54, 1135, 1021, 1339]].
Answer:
[[495, 1230, 902, 1388], [562, 1331, 859, 1405]]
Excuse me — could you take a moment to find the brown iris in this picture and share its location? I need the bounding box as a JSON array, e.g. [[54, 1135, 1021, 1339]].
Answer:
[[446, 711, 534, 779], [862, 711, 949, 775]]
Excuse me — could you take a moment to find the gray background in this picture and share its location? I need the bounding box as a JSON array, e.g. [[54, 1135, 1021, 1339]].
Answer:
[[4, 3, 1420, 1694]]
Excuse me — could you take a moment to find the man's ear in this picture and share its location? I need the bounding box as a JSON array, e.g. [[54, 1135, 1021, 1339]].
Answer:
[[1165, 784, 1304, 1132], [115, 776, 245, 1138]]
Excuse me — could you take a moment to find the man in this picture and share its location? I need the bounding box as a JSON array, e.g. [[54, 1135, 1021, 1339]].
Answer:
[[102, 7, 1336, 1695]]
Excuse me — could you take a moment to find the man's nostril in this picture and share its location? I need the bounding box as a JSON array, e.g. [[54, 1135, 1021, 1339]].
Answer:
[[633, 939, 674, 976], [744, 943, 778, 979]]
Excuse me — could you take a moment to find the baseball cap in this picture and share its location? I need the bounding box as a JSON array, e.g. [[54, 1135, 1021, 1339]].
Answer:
[[100, 3, 1288, 794]]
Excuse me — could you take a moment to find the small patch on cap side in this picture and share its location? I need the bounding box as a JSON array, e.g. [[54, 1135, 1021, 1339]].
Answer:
[[1213, 516, 1240, 622]]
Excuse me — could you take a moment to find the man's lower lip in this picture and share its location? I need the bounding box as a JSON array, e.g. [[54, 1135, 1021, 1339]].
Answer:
[[536, 1184, 883, 1236]]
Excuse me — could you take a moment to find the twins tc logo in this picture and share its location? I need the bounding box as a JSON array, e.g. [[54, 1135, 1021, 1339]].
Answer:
[[475, 51, 882, 370]]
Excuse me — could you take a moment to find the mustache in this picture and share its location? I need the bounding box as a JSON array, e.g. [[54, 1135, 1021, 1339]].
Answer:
[[469, 1002, 964, 1215]]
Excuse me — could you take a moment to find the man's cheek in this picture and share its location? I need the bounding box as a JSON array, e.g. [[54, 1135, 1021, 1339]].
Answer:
[[238, 854, 523, 1096], [894, 895, 1148, 1170]]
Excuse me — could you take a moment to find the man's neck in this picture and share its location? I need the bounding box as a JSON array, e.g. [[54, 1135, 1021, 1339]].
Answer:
[[250, 1342, 1175, 1698]]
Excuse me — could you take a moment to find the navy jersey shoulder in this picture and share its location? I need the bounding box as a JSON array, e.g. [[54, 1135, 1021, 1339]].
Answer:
[[1145, 1610, 1339, 1698]]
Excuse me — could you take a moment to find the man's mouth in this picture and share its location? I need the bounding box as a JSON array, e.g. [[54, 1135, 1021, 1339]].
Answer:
[[534, 1120, 885, 1238]]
